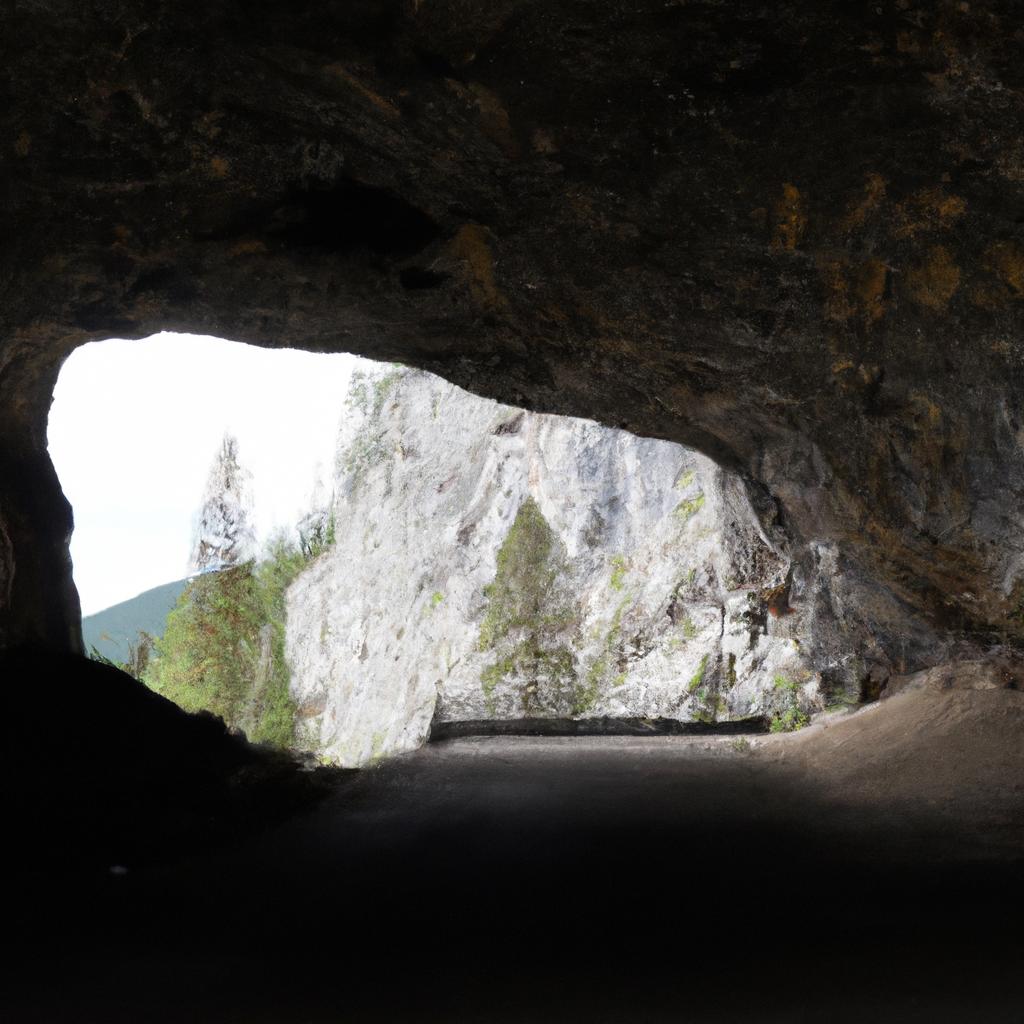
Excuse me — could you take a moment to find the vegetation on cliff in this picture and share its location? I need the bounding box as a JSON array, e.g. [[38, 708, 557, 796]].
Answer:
[[477, 497, 580, 714]]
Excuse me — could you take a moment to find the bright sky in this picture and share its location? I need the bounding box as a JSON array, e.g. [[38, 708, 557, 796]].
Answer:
[[48, 332, 361, 615]]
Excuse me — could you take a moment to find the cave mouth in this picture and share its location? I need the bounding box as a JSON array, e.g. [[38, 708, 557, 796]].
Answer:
[[46, 331, 375, 746], [48, 332, 847, 766], [48, 332, 360, 620]]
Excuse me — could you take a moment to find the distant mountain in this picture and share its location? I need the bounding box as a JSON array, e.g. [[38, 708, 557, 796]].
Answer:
[[82, 578, 189, 664]]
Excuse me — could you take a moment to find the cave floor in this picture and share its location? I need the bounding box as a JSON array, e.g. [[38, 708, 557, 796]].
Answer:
[[8, 689, 1024, 1024]]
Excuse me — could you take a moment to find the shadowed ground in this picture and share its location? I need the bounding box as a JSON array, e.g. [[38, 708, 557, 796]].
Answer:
[[7, 689, 1024, 1023]]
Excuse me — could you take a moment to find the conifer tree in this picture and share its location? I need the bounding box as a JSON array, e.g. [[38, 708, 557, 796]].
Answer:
[[189, 432, 256, 573]]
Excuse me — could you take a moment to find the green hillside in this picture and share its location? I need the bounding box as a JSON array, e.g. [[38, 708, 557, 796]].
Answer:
[[82, 578, 189, 664]]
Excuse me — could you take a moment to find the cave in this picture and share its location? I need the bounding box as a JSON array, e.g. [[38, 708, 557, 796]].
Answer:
[[4, 2, 1024, 1019]]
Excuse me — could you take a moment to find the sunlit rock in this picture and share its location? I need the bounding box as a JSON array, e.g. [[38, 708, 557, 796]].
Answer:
[[286, 367, 822, 766]]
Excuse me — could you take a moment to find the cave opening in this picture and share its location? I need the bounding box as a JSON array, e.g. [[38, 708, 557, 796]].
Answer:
[[46, 331, 363, 742], [48, 332, 357, 622], [6, 1, 1024, 1014], [46, 331, 837, 767]]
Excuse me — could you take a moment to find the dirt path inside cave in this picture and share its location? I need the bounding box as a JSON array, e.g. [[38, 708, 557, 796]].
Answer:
[[6, 670, 1024, 1023]]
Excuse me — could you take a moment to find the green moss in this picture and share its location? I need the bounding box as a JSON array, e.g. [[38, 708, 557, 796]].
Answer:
[[607, 599, 627, 646], [613, 671, 627, 687], [479, 497, 557, 650], [609, 554, 628, 592], [726, 653, 737, 688], [369, 731, 387, 762], [482, 656, 513, 697], [687, 653, 709, 694], [676, 469, 696, 489], [372, 371, 401, 413], [674, 493, 705, 521], [574, 665, 602, 714], [430, 591, 444, 608], [682, 616, 697, 640], [577, 598, 630, 713]]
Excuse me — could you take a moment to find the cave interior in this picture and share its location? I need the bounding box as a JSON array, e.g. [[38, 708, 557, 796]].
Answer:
[[3, 1, 1024, 1019]]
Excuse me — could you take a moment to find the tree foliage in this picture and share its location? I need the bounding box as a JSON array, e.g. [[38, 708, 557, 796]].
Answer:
[[139, 439, 341, 749], [144, 532, 316, 748]]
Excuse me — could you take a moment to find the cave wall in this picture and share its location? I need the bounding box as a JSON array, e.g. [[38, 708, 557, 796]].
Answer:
[[0, 341, 82, 652], [4, 1, 1024, 666]]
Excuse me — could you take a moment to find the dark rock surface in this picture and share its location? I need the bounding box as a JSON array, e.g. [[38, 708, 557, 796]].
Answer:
[[0, 650, 331, 870], [4, 2, 1024, 673]]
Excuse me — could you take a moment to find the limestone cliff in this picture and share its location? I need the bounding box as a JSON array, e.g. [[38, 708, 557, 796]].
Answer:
[[286, 367, 824, 766]]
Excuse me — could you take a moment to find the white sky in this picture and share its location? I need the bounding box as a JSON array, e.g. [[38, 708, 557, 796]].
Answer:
[[48, 332, 361, 615]]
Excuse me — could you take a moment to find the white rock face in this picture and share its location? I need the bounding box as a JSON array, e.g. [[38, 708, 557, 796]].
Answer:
[[286, 367, 820, 766]]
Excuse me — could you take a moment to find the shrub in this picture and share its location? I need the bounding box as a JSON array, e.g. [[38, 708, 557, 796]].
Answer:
[[767, 674, 809, 733]]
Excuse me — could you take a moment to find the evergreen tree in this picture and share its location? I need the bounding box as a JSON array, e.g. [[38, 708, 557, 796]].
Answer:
[[144, 441, 338, 748], [189, 432, 256, 574], [144, 535, 306, 747]]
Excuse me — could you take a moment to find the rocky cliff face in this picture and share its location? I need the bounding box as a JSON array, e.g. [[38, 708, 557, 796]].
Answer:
[[286, 367, 825, 766]]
